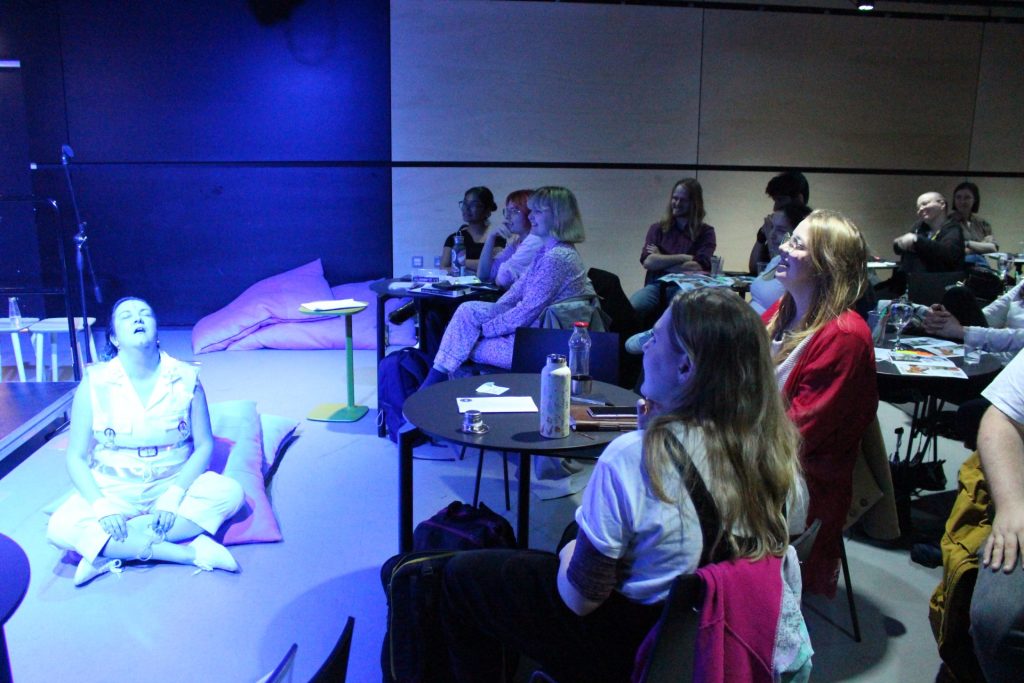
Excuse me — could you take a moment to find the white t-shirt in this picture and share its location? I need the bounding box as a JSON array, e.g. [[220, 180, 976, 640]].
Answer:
[[575, 424, 810, 605], [983, 350, 1024, 424]]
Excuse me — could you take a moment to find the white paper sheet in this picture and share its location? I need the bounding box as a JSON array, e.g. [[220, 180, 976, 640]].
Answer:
[[475, 382, 509, 395], [456, 396, 538, 413], [299, 299, 367, 311]]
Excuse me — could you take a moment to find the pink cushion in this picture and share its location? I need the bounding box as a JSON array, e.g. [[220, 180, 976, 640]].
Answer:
[[191, 259, 333, 354], [207, 401, 282, 545], [218, 280, 417, 351]]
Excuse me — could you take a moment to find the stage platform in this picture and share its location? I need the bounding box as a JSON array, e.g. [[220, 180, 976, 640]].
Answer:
[[0, 382, 76, 463]]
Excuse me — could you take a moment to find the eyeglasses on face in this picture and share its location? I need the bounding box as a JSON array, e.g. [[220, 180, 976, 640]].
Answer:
[[502, 206, 522, 219], [781, 234, 806, 250]]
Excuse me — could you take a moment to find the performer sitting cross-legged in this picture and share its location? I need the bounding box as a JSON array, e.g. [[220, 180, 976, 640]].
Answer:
[[48, 296, 244, 586]]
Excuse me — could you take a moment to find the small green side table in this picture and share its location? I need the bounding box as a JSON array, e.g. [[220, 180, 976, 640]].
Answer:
[[301, 301, 369, 422]]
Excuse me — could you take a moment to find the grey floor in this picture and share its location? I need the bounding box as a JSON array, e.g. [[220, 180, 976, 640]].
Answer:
[[0, 328, 970, 682]]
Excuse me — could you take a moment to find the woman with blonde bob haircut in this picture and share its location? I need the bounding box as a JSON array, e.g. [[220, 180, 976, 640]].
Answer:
[[420, 186, 595, 387], [764, 208, 878, 597], [439, 289, 812, 682]]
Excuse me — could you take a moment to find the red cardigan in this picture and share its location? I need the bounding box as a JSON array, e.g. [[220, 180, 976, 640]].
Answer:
[[763, 302, 878, 596]]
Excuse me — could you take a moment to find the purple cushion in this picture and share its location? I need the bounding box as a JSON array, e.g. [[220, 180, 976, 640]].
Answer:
[[207, 401, 283, 545], [191, 259, 333, 354], [218, 280, 417, 351]]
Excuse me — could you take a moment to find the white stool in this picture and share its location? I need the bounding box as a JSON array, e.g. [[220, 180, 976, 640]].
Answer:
[[0, 317, 40, 382], [28, 317, 99, 381]]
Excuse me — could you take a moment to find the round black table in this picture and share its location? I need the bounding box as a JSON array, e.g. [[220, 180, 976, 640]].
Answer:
[[370, 277, 497, 437], [0, 533, 30, 683], [876, 336, 1003, 460], [399, 373, 639, 550]]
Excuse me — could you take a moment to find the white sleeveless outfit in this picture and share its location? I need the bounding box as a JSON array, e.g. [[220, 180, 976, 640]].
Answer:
[[47, 353, 243, 562]]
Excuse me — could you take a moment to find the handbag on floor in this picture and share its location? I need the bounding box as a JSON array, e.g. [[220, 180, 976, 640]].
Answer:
[[413, 500, 516, 551], [381, 502, 517, 682]]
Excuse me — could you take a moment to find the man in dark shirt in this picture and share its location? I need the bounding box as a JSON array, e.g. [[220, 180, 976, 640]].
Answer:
[[878, 191, 965, 298], [894, 192, 965, 273]]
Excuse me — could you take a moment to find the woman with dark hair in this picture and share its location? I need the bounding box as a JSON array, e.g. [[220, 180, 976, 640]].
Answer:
[[763, 209, 878, 597], [440, 186, 505, 273], [47, 297, 244, 586], [421, 187, 595, 386], [950, 181, 998, 267], [477, 189, 542, 288], [629, 178, 717, 327], [439, 289, 811, 682]]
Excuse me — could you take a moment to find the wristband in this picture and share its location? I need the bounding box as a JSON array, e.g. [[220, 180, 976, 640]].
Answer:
[[91, 497, 120, 520], [154, 485, 186, 514]]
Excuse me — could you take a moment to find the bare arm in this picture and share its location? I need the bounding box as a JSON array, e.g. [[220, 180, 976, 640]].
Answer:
[[65, 376, 103, 504], [440, 246, 452, 269], [556, 539, 605, 616], [172, 380, 214, 489], [978, 406, 1024, 572]]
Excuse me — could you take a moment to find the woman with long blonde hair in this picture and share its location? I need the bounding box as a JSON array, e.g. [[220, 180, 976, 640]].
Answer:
[[439, 289, 811, 682], [764, 208, 878, 597]]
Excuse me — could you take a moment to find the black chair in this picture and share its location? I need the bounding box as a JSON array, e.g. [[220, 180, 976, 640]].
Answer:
[[465, 326, 621, 510], [530, 573, 703, 683], [636, 573, 704, 682], [310, 616, 355, 682], [588, 267, 642, 387], [906, 271, 965, 307]]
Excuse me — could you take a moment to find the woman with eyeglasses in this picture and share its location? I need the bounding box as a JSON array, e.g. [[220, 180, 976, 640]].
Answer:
[[749, 203, 813, 314], [421, 186, 595, 386], [629, 178, 717, 328], [763, 209, 878, 597], [440, 186, 506, 273], [477, 189, 543, 288], [439, 289, 811, 682]]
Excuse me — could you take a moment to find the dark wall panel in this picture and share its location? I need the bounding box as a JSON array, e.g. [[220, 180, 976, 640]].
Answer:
[[31, 165, 391, 326], [58, 0, 390, 162], [11, 0, 392, 324]]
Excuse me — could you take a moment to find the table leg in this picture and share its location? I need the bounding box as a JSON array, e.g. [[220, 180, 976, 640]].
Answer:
[[307, 313, 368, 422], [1, 627, 11, 683], [399, 428, 419, 552], [517, 451, 530, 549], [377, 293, 387, 437], [10, 333, 26, 382]]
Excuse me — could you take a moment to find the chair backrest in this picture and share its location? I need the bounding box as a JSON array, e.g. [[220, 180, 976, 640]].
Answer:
[[906, 271, 965, 306], [791, 518, 822, 563], [588, 267, 641, 338], [510, 327, 619, 384], [309, 616, 355, 683], [637, 573, 703, 682]]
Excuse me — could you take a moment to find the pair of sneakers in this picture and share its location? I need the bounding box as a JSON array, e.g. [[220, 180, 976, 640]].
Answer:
[[73, 534, 238, 587]]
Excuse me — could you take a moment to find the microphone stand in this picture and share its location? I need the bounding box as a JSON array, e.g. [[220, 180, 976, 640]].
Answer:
[[60, 147, 101, 364]]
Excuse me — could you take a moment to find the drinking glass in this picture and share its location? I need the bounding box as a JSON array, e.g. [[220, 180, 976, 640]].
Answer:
[[998, 253, 1012, 282], [889, 299, 913, 350]]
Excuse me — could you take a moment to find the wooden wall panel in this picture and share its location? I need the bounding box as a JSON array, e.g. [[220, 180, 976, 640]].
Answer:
[[970, 24, 1024, 173], [699, 11, 982, 169], [391, 0, 702, 163]]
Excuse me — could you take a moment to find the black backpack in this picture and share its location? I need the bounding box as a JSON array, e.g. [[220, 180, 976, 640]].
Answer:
[[378, 347, 432, 443], [381, 503, 517, 682]]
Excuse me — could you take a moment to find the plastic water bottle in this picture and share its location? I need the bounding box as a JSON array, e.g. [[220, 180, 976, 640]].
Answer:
[[452, 233, 467, 276], [8, 297, 22, 329], [540, 354, 570, 439], [568, 321, 592, 395]]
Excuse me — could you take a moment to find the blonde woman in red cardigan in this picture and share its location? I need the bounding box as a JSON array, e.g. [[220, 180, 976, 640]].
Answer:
[[763, 209, 878, 597]]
